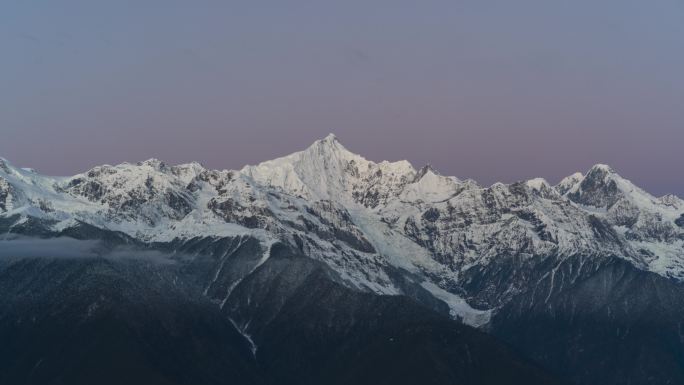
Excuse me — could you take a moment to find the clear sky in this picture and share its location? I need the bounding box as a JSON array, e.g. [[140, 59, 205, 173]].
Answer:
[[1, 1, 683, 196]]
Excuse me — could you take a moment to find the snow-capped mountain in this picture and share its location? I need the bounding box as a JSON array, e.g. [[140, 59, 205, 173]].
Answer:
[[1, 135, 683, 326]]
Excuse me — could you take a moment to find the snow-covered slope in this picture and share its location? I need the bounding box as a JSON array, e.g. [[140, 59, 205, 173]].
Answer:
[[561, 164, 684, 276], [241, 134, 417, 207], [1, 136, 682, 327]]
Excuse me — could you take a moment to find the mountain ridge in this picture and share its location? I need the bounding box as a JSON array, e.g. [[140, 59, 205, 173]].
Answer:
[[3, 135, 684, 384], [1, 135, 683, 326]]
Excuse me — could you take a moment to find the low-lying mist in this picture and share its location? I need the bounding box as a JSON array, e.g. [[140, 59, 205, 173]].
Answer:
[[0, 236, 178, 264]]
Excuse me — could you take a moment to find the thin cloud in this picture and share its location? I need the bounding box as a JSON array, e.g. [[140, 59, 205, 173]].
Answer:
[[0, 236, 177, 264]]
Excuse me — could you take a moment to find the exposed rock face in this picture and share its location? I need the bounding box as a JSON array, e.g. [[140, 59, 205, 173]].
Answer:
[[63, 161, 197, 225], [1, 136, 683, 384], [1, 137, 683, 317], [0, 177, 13, 213], [676, 214, 684, 228], [566, 164, 622, 208]]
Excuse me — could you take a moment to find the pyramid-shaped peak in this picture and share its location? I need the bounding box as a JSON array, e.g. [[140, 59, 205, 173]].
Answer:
[[305, 133, 341, 148], [302, 133, 360, 161], [421, 164, 438, 174], [565, 164, 642, 208], [415, 164, 439, 180], [582, 163, 627, 186], [587, 163, 617, 175], [310, 133, 345, 149]]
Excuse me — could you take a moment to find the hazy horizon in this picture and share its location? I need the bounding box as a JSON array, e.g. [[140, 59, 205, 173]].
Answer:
[[1, 132, 679, 198]]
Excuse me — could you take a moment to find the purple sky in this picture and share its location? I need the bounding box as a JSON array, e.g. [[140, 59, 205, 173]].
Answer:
[[1, 1, 683, 196]]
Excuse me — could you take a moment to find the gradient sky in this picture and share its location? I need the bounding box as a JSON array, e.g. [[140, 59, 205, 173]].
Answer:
[[1, 1, 683, 196]]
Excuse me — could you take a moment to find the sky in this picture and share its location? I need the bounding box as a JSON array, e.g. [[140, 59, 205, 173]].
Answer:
[[1, 0, 683, 196]]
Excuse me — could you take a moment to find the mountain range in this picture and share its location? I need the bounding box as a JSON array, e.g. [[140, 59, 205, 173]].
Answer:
[[1, 134, 683, 385]]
